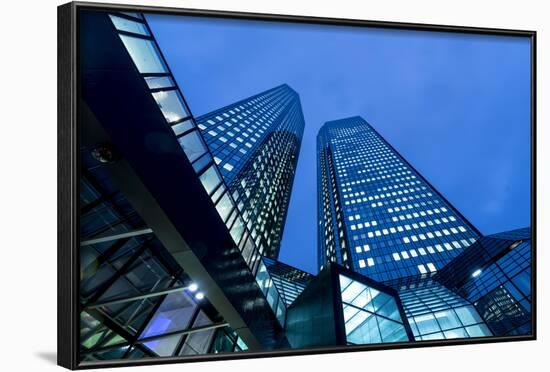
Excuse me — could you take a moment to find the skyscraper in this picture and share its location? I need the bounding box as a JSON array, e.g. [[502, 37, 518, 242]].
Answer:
[[77, 10, 306, 362], [316, 116, 499, 341], [197, 85, 305, 259], [317, 116, 481, 282]]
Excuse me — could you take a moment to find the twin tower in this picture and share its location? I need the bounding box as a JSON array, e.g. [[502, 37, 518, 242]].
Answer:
[[78, 10, 531, 362], [196, 83, 530, 344]]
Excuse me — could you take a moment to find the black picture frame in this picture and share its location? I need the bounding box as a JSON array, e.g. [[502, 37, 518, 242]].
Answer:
[[58, 1, 537, 369]]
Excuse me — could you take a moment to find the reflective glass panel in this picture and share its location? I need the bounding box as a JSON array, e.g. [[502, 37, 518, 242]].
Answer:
[[215, 193, 234, 222], [171, 120, 194, 136], [139, 291, 197, 338], [109, 15, 149, 35], [119, 35, 167, 73], [199, 165, 222, 195], [152, 90, 189, 123], [178, 131, 207, 163], [339, 274, 409, 345], [145, 76, 175, 89], [143, 335, 181, 357]]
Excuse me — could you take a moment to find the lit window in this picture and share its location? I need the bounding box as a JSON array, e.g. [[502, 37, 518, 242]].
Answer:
[[417, 264, 427, 274], [358, 259, 366, 268], [367, 258, 375, 267], [223, 163, 234, 172], [427, 263, 437, 272]]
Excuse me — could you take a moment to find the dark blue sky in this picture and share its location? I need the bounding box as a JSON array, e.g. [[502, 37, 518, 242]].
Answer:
[[147, 14, 531, 274]]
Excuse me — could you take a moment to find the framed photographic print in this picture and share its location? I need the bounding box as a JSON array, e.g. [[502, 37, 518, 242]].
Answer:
[[57, 1, 536, 369]]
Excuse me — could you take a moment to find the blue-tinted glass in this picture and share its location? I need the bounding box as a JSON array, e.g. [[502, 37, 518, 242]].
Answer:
[[120, 11, 144, 19], [178, 130, 207, 163], [454, 306, 482, 326], [378, 316, 408, 342], [346, 312, 381, 344], [196, 84, 304, 260], [512, 271, 531, 296], [140, 292, 196, 338], [171, 120, 194, 136], [339, 274, 408, 345], [422, 332, 444, 340], [142, 335, 181, 357], [109, 15, 149, 35], [375, 295, 401, 322], [179, 311, 214, 355], [465, 324, 492, 337], [144, 76, 175, 89], [444, 328, 468, 339], [255, 262, 270, 295], [229, 216, 245, 245], [434, 310, 461, 330], [414, 313, 440, 335], [215, 193, 234, 223], [152, 90, 189, 123], [192, 154, 212, 173], [119, 35, 167, 73], [199, 165, 222, 195]]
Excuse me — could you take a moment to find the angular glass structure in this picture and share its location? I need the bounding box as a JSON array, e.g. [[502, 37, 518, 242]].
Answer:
[[339, 274, 410, 344], [78, 10, 301, 363], [317, 116, 480, 281], [263, 257, 314, 306], [435, 227, 532, 336], [285, 264, 413, 348], [197, 85, 305, 259]]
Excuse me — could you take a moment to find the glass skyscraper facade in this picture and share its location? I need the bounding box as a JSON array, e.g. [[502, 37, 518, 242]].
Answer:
[[435, 227, 532, 336], [317, 116, 481, 281], [197, 85, 305, 259], [263, 257, 313, 306], [316, 116, 532, 341]]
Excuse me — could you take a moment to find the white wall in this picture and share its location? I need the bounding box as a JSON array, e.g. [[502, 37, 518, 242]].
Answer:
[[0, 0, 546, 370]]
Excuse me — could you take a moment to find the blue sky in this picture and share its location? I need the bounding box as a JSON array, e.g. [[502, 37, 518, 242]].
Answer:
[[147, 14, 531, 274]]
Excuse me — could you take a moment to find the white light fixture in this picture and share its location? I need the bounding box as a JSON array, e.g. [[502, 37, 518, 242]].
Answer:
[[195, 292, 205, 300], [187, 283, 198, 292], [471, 269, 482, 278]]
